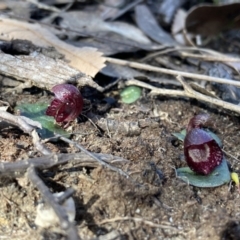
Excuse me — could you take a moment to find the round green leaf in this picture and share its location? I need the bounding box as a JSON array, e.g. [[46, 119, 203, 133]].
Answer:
[[120, 86, 141, 104], [176, 158, 231, 187]]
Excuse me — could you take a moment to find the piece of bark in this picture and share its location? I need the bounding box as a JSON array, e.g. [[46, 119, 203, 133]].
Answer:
[[0, 51, 103, 92]]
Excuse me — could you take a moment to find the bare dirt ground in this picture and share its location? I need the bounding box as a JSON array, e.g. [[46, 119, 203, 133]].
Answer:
[[1, 1, 240, 240], [1, 89, 240, 240]]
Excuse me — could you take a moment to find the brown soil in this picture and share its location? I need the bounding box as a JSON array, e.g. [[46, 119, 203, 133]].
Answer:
[[1, 89, 240, 240]]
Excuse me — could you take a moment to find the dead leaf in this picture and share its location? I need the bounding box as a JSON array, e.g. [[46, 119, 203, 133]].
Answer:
[[0, 16, 105, 77], [99, 0, 125, 20], [185, 3, 240, 37], [5, 0, 33, 19], [65, 32, 138, 56], [66, 31, 162, 56], [156, 0, 187, 26], [171, 9, 189, 45], [134, 4, 176, 45], [58, 11, 151, 44]]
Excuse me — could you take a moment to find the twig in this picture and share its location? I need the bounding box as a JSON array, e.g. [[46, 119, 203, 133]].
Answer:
[[125, 79, 186, 97], [176, 76, 240, 114], [27, 166, 81, 240], [106, 57, 240, 87], [179, 52, 240, 62], [0, 152, 129, 178], [141, 46, 240, 62], [124, 78, 240, 115], [57, 188, 75, 205], [99, 216, 177, 230], [56, 135, 130, 178], [0, 111, 51, 155]]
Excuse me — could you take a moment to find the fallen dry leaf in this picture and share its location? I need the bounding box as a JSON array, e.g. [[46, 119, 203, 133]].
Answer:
[[135, 4, 176, 46], [171, 9, 189, 45], [99, 0, 125, 20], [0, 16, 106, 77], [185, 3, 240, 36], [135, 4, 176, 45], [58, 11, 151, 44]]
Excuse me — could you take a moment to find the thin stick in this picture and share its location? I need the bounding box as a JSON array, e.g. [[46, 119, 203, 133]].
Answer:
[[99, 216, 177, 230], [0, 152, 129, 177], [124, 78, 240, 114], [0, 111, 51, 155], [141, 46, 240, 61], [57, 188, 75, 205], [27, 166, 81, 240], [106, 57, 240, 87], [176, 76, 240, 114], [125, 78, 185, 96], [180, 52, 240, 62], [56, 135, 130, 178]]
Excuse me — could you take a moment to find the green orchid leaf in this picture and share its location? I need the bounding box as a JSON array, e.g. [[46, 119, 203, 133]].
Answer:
[[205, 129, 223, 147], [16, 102, 70, 139], [120, 86, 141, 104], [176, 158, 231, 187], [172, 129, 186, 142]]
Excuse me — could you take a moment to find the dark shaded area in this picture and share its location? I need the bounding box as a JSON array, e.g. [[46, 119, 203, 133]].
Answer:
[[221, 221, 240, 240]]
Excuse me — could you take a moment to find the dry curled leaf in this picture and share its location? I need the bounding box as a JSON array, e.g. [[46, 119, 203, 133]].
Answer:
[[0, 16, 105, 77], [185, 3, 240, 36]]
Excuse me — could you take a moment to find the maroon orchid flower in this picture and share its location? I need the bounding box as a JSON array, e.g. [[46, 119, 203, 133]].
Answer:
[[46, 84, 83, 125], [184, 114, 223, 175]]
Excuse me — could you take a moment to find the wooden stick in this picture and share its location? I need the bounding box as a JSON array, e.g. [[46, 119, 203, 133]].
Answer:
[[106, 57, 240, 87]]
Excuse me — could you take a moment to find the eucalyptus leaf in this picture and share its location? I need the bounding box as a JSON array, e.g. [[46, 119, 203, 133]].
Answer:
[[15, 102, 70, 139], [176, 158, 231, 187]]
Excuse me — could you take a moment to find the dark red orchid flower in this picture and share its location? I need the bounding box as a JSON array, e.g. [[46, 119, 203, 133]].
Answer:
[[184, 114, 223, 175], [46, 84, 83, 125]]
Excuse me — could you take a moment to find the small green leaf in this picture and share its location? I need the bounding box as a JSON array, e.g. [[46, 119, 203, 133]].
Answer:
[[120, 86, 141, 104], [176, 158, 231, 187], [16, 102, 70, 139]]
